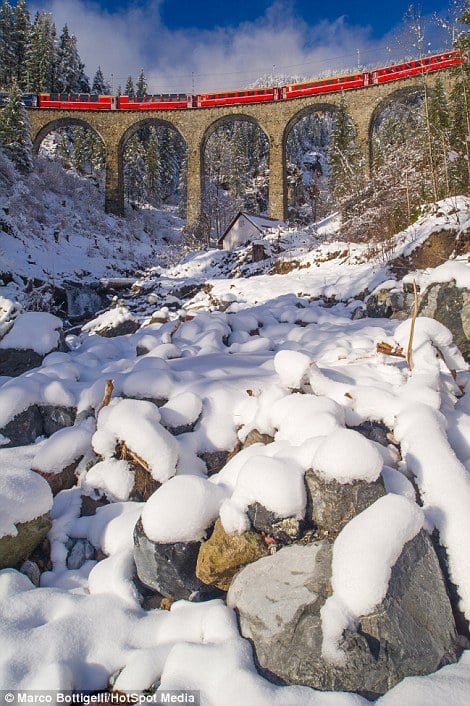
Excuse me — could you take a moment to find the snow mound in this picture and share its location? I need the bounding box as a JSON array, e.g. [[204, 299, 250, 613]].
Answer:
[[92, 398, 179, 483], [313, 428, 384, 483], [141, 475, 228, 543], [321, 494, 423, 665]]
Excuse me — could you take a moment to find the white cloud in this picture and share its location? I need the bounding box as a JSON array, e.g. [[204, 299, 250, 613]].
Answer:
[[31, 0, 446, 93]]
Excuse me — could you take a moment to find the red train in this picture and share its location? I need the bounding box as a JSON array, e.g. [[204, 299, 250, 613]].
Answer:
[[29, 50, 465, 111]]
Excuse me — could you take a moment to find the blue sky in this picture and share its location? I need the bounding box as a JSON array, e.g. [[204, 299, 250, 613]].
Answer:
[[33, 0, 459, 92], [158, 0, 448, 38]]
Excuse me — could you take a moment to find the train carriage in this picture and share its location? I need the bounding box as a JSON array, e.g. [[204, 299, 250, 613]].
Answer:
[[118, 94, 191, 110], [371, 51, 464, 84], [284, 73, 366, 100], [37, 93, 112, 109], [195, 87, 279, 108]]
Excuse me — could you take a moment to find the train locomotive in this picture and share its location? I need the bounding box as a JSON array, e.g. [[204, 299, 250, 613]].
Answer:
[[0, 50, 465, 112]]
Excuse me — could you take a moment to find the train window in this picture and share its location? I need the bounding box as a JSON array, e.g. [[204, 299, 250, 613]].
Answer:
[[51, 93, 59, 100], [91, 94, 98, 102], [71, 93, 78, 100], [60, 93, 68, 100]]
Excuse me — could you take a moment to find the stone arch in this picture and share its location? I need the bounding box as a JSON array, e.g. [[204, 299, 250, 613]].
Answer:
[[282, 103, 338, 223], [282, 103, 338, 154], [32, 116, 104, 155], [367, 85, 427, 167], [118, 117, 186, 162], [201, 113, 269, 154], [118, 117, 188, 212], [200, 113, 271, 238]]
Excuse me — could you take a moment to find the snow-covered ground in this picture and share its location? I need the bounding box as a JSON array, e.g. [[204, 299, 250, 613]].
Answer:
[[0, 152, 470, 704]]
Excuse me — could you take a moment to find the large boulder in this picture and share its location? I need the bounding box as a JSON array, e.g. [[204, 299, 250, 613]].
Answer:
[[133, 518, 213, 601], [305, 468, 386, 535], [196, 518, 270, 591], [0, 405, 75, 448], [228, 530, 459, 699], [418, 280, 470, 362], [0, 311, 64, 376], [0, 467, 53, 569], [0, 513, 52, 569]]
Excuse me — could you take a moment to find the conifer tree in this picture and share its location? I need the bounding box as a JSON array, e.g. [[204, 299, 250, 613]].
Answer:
[[125, 76, 135, 99], [0, 79, 33, 172], [328, 93, 364, 202], [56, 24, 86, 92], [0, 0, 15, 87], [92, 66, 109, 94], [136, 68, 147, 99], [13, 0, 30, 89], [145, 127, 160, 203], [124, 134, 145, 204], [26, 11, 57, 92]]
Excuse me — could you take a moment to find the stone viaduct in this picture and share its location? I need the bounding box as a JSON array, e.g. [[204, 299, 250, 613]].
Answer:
[[27, 71, 456, 226]]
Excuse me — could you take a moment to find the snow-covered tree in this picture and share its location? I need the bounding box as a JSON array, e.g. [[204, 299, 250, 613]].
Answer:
[[0, 0, 15, 87], [124, 133, 146, 204], [136, 68, 147, 99], [92, 66, 110, 94], [25, 11, 57, 92], [0, 79, 33, 172], [125, 75, 135, 99], [328, 93, 365, 203], [144, 127, 160, 203], [56, 24, 89, 93], [13, 0, 30, 89]]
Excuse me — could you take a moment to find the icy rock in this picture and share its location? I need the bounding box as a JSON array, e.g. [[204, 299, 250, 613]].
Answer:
[[133, 518, 212, 601], [67, 539, 95, 570], [19, 559, 41, 586], [305, 468, 386, 535], [82, 307, 140, 338], [228, 530, 459, 699], [195, 518, 270, 591]]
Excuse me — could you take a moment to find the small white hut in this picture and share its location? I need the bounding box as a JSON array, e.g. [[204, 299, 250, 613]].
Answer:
[[218, 212, 285, 250]]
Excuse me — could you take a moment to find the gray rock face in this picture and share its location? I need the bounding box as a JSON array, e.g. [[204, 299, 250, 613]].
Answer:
[[365, 288, 411, 320], [247, 502, 303, 541], [133, 518, 215, 601], [0, 513, 52, 569], [418, 280, 470, 362], [67, 539, 95, 570], [95, 319, 140, 338], [0, 406, 44, 446], [39, 405, 76, 437], [0, 348, 44, 377], [305, 468, 386, 535], [0, 405, 75, 447], [228, 530, 459, 699]]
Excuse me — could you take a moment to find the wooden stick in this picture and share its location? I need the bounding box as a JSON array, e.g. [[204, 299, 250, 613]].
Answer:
[[406, 280, 419, 371], [97, 379, 114, 413]]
